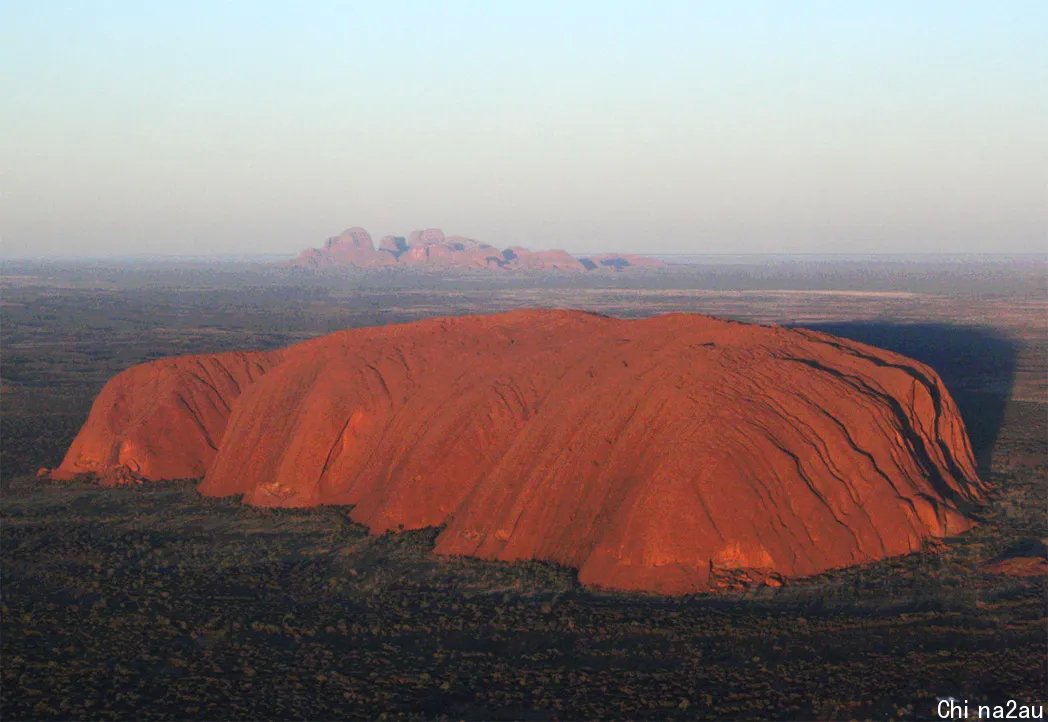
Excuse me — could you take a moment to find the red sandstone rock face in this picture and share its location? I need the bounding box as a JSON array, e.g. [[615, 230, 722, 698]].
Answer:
[[54, 311, 985, 594], [294, 227, 394, 269], [51, 350, 284, 482], [407, 228, 447, 247], [510, 248, 586, 272], [289, 227, 664, 273], [328, 227, 373, 250]]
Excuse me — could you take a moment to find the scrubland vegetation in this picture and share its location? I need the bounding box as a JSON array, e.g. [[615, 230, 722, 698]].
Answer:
[[2, 261, 1044, 719]]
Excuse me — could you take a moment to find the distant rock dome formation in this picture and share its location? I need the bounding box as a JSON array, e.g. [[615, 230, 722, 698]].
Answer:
[[289, 227, 665, 272], [50, 310, 985, 594]]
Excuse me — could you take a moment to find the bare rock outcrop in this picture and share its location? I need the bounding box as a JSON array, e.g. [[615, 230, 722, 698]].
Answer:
[[53, 311, 985, 594], [288, 227, 664, 273], [51, 350, 285, 482]]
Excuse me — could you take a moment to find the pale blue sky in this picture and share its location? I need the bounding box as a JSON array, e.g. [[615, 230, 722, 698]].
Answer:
[[1, 1, 1045, 256]]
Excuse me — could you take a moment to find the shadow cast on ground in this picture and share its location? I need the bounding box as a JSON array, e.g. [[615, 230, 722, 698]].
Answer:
[[796, 322, 1018, 475]]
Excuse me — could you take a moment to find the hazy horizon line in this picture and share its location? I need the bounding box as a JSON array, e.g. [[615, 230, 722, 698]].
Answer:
[[3, 251, 1045, 262]]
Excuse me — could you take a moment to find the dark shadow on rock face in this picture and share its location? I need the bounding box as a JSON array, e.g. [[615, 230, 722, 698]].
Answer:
[[795, 322, 1017, 475]]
